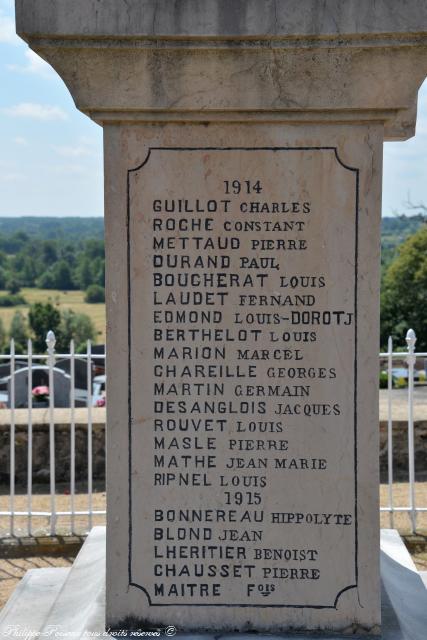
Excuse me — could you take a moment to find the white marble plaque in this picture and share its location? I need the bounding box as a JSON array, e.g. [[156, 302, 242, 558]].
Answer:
[[127, 147, 359, 612]]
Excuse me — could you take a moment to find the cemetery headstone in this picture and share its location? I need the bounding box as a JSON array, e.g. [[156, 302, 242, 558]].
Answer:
[[56, 358, 88, 391], [8, 367, 71, 408]]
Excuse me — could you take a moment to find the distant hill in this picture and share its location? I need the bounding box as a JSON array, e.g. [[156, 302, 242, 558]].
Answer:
[[0, 214, 424, 263], [381, 214, 426, 269], [0, 217, 104, 241]]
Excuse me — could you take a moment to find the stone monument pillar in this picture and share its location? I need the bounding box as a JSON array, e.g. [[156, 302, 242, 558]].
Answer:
[[16, 0, 427, 634]]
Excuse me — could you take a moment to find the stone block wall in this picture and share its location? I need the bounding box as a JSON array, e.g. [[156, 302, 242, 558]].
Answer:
[[379, 421, 427, 482], [0, 422, 105, 485]]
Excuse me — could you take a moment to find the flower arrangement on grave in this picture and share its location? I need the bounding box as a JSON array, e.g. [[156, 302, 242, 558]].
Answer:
[[32, 385, 49, 402]]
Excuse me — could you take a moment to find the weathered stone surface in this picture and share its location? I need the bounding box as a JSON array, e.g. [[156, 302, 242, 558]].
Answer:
[[0, 567, 69, 631], [16, 1, 427, 139], [379, 421, 427, 482], [0, 421, 105, 484], [103, 122, 381, 633], [130, 143, 364, 616], [16, 0, 427, 38], [1, 527, 427, 639], [3, 417, 426, 485]]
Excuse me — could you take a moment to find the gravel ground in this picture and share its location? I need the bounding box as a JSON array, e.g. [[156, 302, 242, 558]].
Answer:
[[0, 486, 107, 539], [379, 385, 427, 421], [379, 481, 427, 533]]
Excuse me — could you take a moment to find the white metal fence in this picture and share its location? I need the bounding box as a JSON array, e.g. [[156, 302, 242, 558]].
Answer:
[[0, 332, 106, 538], [380, 329, 427, 533], [0, 329, 426, 538]]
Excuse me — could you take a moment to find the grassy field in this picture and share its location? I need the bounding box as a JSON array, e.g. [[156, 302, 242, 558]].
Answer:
[[0, 288, 106, 343]]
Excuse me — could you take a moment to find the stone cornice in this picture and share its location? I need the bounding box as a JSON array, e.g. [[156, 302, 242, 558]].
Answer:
[[15, 0, 427, 40], [15, 0, 427, 140]]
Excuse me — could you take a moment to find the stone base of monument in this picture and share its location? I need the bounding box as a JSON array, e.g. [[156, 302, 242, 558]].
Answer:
[[1, 527, 426, 639]]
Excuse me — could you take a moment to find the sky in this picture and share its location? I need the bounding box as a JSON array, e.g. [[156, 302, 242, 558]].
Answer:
[[1, 0, 427, 218]]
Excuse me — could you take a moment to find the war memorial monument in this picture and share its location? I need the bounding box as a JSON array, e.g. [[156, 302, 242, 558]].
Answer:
[[1, 1, 427, 637]]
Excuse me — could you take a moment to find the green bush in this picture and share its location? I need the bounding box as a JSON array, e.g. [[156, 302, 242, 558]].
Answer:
[[9, 311, 29, 352], [85, 284, 105, 303], [28, 302, 61, 352], [59, 309, 96, 352], [379, 371, 389, 389], [0, 293, 26, 307], [6, 277, 21, 294]]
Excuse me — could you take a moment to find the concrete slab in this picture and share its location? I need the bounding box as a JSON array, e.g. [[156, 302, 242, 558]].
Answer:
[[38, 525, 106, 635], [0, 407, 105, 426], [380, 529, 427, 639], [1, 528, 427, 638], [0, 567, 69, 631]]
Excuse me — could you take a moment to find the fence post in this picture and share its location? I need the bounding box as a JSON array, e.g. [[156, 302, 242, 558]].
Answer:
[[46, 330, 57, 535], [9, 339, 15, 537], [70, 339, 76, 534], [387, 336, 394, 528], [87, 339, 93, 530], [406, 328, 417, 534], [27, 339, 33, 536]]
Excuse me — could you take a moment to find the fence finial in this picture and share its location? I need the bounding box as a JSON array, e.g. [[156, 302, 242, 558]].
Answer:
[[46, 330, 56, 367], [406, 329, 417, 367], [46, 330, 56, 352], [406, 328, 417, 347]]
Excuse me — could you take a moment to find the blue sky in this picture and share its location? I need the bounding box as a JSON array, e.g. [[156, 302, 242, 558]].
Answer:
[[1, 0, 426, 218]]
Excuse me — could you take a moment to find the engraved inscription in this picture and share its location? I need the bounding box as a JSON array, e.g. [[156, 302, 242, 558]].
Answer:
[[128, 148, 358, 607]]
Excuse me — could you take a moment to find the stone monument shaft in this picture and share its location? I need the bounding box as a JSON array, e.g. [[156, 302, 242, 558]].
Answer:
[[16, 0, 427, 634]]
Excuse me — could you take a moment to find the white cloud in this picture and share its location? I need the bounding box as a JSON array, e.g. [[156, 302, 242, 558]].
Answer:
[[0, 172, 22, 183], [52, 144, 93, 158], [0, 1, 15, 10], [2, 102, 68, 121], [415, 118, 427, 136], [8, 49, 55, 77], [14, 136, 28, 146], [0, 10, 17, 44], [52, 136, 100, 159], [52, 163, 88, 175]]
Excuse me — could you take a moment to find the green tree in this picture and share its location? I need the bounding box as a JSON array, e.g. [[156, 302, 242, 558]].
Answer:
[[28, 302, 61, 352], [6, 276, 21, 294], [0, 267, 7, 290], [53, 260, 74, 290], [0, 317, 7, 353], [20, 256, 38, 286], [85, 284, 105, 303], [42, 241, 58, 265], [0, 250, 8, 268], [36, 269, 56, 289], [74, 256, 93, 290], [381, 226, 427, 350], [84, 239, 104, 260], [57, 309, 96, 352], [9, 311, 29, 353], [36, 261, 75, 290], [92, 257, 105, 287]]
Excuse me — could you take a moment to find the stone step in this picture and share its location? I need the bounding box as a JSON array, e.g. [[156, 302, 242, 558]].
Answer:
[[2, 528, 426, 638], [0, 567, 69, 631], [38, 526, 106, 636]]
